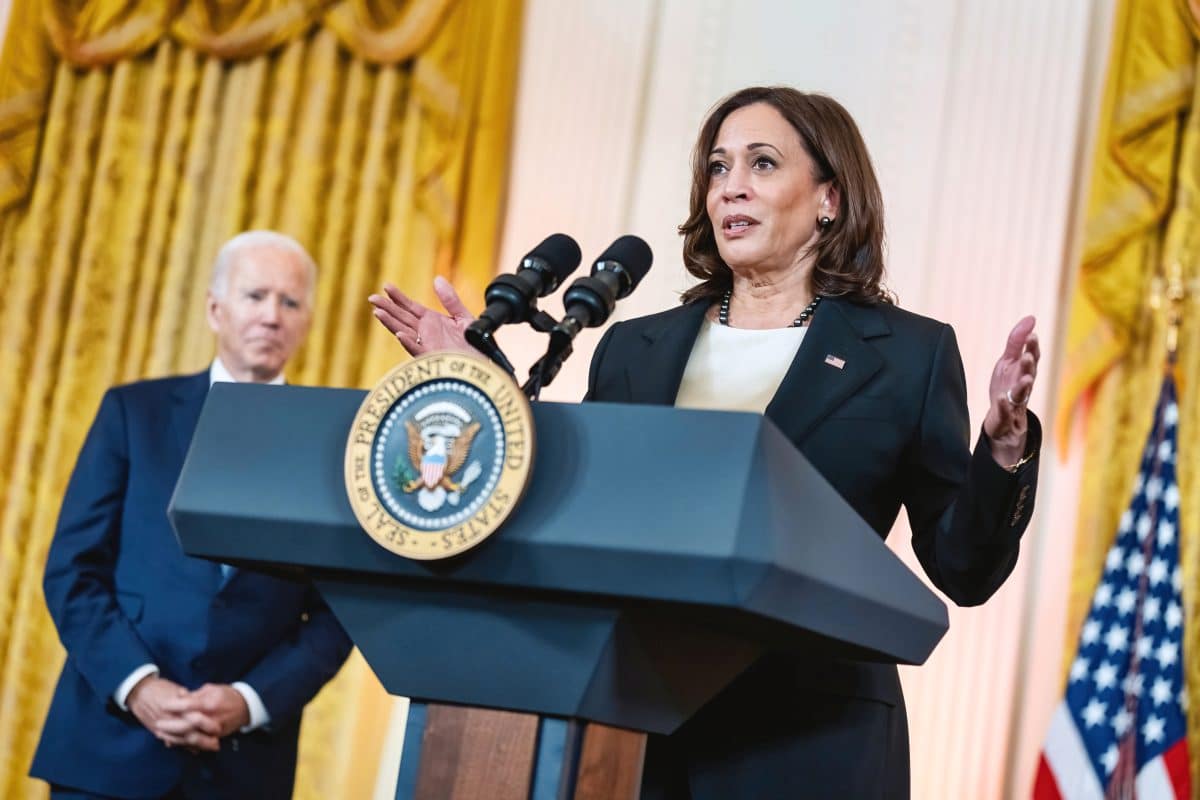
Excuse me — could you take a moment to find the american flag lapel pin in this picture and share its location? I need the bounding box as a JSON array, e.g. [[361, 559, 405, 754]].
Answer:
[[824, 354, 846, 370]]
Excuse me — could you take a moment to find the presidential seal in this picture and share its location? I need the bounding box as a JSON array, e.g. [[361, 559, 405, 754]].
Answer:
[[345, 352, 535, 560]]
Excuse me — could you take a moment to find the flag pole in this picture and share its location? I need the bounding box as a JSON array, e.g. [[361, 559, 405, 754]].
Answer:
[[1162, 260, 1184, 370]]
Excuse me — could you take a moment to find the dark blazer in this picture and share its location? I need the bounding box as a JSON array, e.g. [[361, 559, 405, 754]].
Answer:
[[31, 372, 352, 799], [585, 298, 1041, 800]]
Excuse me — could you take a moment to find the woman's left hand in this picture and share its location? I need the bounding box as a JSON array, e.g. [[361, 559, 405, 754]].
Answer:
[[983, 315, 1039, 467]]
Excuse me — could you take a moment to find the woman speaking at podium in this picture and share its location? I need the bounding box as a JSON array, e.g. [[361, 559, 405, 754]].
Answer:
[[369, 86, 1041, 799]]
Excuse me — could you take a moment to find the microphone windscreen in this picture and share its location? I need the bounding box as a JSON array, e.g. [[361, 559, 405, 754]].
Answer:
[[525, 233, 582, 284], [594, 235, 653, 288]]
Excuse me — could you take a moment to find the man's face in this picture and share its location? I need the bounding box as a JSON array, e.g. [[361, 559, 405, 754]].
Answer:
[[206, 245, 313, 382]]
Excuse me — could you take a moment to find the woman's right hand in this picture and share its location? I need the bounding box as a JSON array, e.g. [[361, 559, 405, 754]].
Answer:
[[368, 277, 475, 356]]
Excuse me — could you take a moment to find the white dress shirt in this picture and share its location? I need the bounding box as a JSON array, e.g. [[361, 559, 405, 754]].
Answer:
[[674, 319, 807, 413], [113, 359, 281, 731]]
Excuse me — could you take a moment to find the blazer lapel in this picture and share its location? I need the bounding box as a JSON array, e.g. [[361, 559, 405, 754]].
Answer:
[[625, 301, 709, 405], [765, 298, 888, 444], [168, 371, 225, 588], [170, 372, 210, 470]]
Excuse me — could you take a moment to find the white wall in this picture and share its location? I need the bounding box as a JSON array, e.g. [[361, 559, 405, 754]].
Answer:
[[486, 1, 1110, 796]]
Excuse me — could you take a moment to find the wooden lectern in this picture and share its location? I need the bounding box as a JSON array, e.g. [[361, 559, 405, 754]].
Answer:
[[169, 383, 947, 799]]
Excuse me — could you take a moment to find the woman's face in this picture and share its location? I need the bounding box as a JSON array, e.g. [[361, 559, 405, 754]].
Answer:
[[705, 102, 836, 276]]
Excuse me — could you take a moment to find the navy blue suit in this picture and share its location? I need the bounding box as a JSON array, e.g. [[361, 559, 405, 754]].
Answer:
[[31, 371, 352, 799]]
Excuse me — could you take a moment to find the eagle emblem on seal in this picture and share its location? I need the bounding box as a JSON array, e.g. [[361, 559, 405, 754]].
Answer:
[[400, 401, 483, 512]]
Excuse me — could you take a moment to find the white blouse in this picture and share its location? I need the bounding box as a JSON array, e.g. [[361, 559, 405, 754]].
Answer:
[[674, 318, 807, 414]]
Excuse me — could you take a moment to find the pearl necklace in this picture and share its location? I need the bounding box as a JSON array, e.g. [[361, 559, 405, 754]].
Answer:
[[717, 291, 822, 328]]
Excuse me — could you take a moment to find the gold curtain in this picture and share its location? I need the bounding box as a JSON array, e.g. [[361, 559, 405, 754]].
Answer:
[[1060, 0, 1200, 783], [0, 1, 523, 797]]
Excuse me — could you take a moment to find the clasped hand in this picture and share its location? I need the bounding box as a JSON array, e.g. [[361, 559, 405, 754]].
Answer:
[[127, 677, 250, 752]]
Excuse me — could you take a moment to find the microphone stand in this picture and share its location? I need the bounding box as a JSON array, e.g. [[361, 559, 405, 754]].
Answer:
[[521, 312, 564, 400], [465, 328, 518, 377], [465, 309, 564, 399]]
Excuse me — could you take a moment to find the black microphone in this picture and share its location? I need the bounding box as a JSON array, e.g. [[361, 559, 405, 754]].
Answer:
[[466, 233, 582, 370], [556, 236, 652, 340], [555, 235, 653, 340], [524, 235, 653, 395]]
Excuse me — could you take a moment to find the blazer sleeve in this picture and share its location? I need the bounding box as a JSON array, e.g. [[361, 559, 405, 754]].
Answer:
[[902, 324, 1041, 607], [583, 321, 620, 402], [43, 389, 159, 701], [238, 589, 353, 724]]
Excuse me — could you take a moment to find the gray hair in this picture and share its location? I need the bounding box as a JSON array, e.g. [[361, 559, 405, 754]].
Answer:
[[210, 230, 318, 303]]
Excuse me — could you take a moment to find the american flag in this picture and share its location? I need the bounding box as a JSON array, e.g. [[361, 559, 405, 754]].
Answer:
[[1034, 375, 1190, 799]]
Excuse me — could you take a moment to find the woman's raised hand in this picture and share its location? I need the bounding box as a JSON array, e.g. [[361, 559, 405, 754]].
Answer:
[[983, 315, 1039, 467], [368, 277, 475, 356]]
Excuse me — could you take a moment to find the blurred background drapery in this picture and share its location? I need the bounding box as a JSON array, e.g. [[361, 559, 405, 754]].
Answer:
[[0, 1, 522, 797], [1057, 0, 1200, 785]]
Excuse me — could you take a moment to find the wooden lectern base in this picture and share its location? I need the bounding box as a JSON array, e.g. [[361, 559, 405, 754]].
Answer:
[[409, 705, 647, 800], [573, 722, 647, 800]]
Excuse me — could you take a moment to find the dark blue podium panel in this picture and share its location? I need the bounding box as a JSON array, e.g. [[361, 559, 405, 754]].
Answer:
[[169, 383, 947, 734]]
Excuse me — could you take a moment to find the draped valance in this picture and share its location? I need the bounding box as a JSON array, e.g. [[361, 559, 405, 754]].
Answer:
[[0, 0, 464, 209], [41, 1, 455, 65]]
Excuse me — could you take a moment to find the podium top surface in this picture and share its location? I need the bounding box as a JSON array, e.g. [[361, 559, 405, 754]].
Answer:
[[170, 383, 947, 664]]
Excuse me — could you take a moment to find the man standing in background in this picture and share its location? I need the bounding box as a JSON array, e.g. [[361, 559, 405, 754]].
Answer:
[[31, 231, 352, 799]]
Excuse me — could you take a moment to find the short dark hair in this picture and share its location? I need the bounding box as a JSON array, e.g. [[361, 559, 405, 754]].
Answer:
[[679, 87, 892, 305]]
